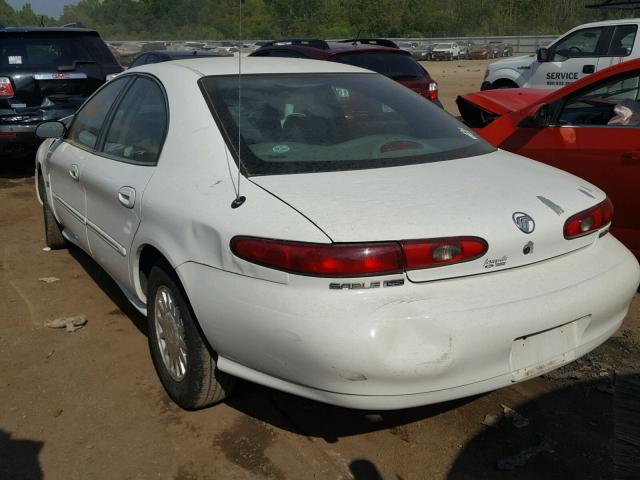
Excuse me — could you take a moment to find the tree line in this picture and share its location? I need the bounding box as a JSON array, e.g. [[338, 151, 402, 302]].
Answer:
[[1, 0, 639, 40]]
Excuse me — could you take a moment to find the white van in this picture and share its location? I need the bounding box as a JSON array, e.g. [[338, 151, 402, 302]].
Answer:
[[482, 19, 640, 90]]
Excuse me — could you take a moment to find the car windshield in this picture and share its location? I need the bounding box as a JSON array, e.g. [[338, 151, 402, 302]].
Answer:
[[0, 32, 118, 69], [329, 52, 424, 79], [434, 44, 452, 48], [200, 73, 494, 176]]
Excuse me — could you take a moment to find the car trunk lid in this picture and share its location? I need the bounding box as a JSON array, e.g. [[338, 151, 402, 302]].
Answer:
[[251, 150, 607, 282]]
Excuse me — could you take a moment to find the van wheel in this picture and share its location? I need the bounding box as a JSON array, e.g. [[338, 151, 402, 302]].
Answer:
[[38, 172, 66, 250], [147, 261, 235, 409]]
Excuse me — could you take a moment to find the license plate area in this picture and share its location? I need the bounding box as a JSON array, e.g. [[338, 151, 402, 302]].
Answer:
[[510, 315, 591, 382]]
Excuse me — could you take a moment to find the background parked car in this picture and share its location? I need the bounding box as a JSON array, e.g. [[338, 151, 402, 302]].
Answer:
[[457, 58, 640, 259], [129, 50, 225, 68], [500, 42, 514, 57], [459, 41, 475, 59], [410, 43, 433, 61], [468, 43, 497, 59], [431, 42, 461, 60], [487, 41, 506, 58], [0, 26, 122, 159], [250, 38, 442, 107], [483, 19, 640, 90]]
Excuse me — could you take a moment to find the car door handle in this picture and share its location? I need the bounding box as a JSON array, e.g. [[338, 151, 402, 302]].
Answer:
[[623, 150, 640, 163], [68, 164, 79, 181], [583, 65, 595, 74], [118, 187, 136, 209]]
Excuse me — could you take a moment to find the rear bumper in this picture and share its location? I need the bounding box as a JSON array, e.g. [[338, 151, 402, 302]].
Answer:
[[178, 235, 640, 409], [0, 123, 41, 159]]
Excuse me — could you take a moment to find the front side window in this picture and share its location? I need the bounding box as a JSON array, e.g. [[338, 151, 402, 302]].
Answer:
[[200, 73, 494, 176], [102, 77, 167, 164], [552, 27, 604, 61], [67, 77, 129, 149], [559, 71, 640, 126]]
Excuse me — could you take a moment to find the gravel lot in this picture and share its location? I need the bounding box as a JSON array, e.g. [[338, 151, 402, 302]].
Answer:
[[1, 59, 639, 480]]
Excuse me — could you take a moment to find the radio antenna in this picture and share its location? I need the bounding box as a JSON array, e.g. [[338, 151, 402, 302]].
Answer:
[[231, 0, 246, 209]]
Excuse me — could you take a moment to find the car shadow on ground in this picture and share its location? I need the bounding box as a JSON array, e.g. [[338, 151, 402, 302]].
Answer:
[[0, 155, 35, 179], [68, 245, 148, 335], [344, 373, 640, 480], [0, 428, 44, 480], [226, 379, 476, 442]]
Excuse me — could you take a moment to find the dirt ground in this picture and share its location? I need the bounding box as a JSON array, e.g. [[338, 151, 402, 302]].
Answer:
[[1, 60, 639, 480], [419, 59, 492, 113]]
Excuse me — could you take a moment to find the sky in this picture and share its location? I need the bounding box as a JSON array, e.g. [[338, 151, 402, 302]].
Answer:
[[7, 0, 80, 18]]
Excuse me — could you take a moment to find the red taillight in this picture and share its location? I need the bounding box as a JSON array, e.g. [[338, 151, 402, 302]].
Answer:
[[426, 81, 438, 101], [230, 235, 488, 277], [0, 77, 14, 98], [230, 237, 404, 277], [564, 198, 613, 239], [401, 237, 488, 269]]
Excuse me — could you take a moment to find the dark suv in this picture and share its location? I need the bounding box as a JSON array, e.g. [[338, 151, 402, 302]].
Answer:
[[0, 26, 122, 159], [250, 38, 442, 108]]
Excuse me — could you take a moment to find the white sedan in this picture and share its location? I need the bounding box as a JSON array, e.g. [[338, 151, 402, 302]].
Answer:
[[35, 58, 640, 410]]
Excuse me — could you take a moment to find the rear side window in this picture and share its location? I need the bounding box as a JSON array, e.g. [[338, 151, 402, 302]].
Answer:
[[330, 53, 425, 80], [67, 77, 129, 149], [607, 25, 637, 56], [129, 54, 148, 68], [102, 77, 167, 164], [0, 32, 119, 69], [200, 73, 493, 176]]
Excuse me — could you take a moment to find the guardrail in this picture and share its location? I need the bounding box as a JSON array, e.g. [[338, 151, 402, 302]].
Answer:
[[389, 35, 559, 54], [107, 34, 560, 56]]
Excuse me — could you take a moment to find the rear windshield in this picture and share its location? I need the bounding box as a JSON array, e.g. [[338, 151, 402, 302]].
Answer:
[[200, 73, 494, 176], [330, 52, 425, 80], [0, 32, 118, 69]]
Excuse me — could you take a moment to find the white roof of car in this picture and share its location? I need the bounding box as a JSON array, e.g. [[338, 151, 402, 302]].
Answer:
[[130, 57, 371, 77], [577, 18, 640, 29]]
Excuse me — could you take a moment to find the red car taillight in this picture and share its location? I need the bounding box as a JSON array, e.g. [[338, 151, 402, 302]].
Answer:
[[426, 81, 438, 101], [231, 236, 488, 277], [564, 198, 613, 239], [401, 237, 488, 269], [231, 237, 404, 277], [0, 77, 14, 98]]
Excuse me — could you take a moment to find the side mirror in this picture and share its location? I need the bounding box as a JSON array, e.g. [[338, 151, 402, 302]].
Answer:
[[537, 47, 550, 63], [35, 121, 66, 139], [518, 104, 551, 128]]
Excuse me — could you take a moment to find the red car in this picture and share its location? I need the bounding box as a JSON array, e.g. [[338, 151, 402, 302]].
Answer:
[[456, 59, 640, 259], [250, 38, 442, 108]]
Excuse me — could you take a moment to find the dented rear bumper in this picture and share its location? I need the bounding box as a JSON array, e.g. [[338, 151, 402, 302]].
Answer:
[[177, 234, 639, 409]]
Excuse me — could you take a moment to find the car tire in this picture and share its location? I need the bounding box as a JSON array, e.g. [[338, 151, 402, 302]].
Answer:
[[38, 171, 67, 250], [147, 261, 235, 410]]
